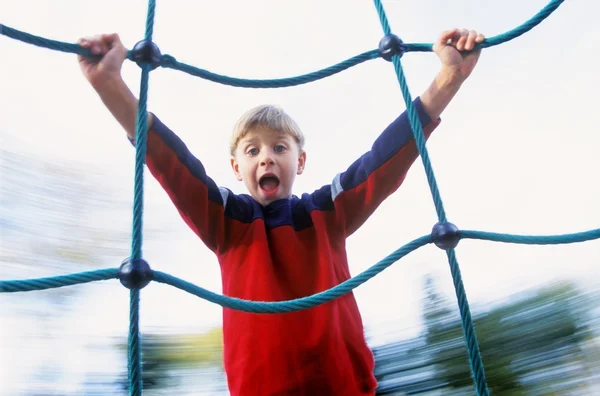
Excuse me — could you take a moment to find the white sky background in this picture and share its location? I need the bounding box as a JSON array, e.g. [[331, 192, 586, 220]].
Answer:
[[1, 0, 599, 351]]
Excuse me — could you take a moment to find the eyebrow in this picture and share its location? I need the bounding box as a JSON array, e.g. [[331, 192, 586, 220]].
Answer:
[[241, 134, 292, 146]]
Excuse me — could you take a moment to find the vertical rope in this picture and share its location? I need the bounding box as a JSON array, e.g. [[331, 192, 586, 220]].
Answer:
[[372, 1, 489, 395], [446, 249, 488, 393], [144, 0, 156, 42], [128, 0, 156, 394], [128, 65, 150, 396]]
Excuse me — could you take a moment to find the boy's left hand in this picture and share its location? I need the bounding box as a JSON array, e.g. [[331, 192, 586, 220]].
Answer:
[[433, 29, 485, 83]]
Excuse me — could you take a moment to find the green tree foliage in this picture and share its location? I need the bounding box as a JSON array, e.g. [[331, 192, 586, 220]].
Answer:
[[375, 275, 599, 395], [116, 327, 224, 390], [141, 327, 224, 368], [111, 274, 599, 393]]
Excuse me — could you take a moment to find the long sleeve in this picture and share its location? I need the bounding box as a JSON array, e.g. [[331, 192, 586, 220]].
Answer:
[[327, 97, 441, 237], [129, 115, 249, 254]]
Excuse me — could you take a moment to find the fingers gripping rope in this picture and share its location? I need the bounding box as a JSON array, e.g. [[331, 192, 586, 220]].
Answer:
[[2, 0, 598, 395]]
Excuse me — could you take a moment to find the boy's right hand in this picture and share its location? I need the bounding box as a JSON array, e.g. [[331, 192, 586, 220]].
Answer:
[[77, 33, 147, 139], [77, 33, 127, 90]]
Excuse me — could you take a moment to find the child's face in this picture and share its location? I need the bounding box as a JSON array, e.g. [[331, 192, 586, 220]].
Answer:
[[230, 127, 306, 206]]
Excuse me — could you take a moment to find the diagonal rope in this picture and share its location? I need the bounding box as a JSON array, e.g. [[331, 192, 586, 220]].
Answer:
[[372, 0, 488, 394]]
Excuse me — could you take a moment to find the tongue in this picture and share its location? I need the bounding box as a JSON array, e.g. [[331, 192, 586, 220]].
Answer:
[[260, 177, 279, 192]]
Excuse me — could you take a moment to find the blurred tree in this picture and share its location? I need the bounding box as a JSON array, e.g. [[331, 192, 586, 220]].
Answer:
[[375, 275, 598, 395], [427, 279, 592, 394], [112, 275, 599, 393], [116, 326, 224, 390]]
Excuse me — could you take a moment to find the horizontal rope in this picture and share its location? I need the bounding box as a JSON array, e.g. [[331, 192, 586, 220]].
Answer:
[[153, 235, 429, 313], [0, 0, 564, 88], [403, 0, 564, 52], [461, 228, 600, 245], [2, 227, 597, 301], [0, 268, 119, 293], [159, 51, 380, 88]]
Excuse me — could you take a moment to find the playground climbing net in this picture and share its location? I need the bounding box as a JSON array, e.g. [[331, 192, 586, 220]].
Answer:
[[1, 0, 598, 395]]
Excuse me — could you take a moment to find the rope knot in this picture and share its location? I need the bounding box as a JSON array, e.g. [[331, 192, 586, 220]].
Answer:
[[131, 39, 162, 70], [431, 222, 461, 250], [378, 33, 405, 61], [119, 258, 153, 289]]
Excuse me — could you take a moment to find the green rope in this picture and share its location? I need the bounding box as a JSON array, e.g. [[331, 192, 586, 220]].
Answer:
[[0, 0, 564, 88], [2, 229, 599, 299], [127, 0, 156, 393], [371, 0, 485, 392], [1, 0, 597, 394]]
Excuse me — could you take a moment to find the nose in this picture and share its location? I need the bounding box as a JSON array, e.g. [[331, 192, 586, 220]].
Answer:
[[259, 150, 275, 166]]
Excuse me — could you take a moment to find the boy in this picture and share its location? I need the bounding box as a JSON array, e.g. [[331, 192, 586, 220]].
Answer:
[[78, 28, 484, 396]]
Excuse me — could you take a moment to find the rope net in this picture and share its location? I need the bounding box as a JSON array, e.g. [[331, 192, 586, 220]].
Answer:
[[1, 0, 598, 395]]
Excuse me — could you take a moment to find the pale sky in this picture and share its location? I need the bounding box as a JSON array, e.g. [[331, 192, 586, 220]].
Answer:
[[1, 0, 599, 381]]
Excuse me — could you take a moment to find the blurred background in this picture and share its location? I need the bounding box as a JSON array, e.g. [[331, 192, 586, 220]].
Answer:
[[1, 0, 599, 395]]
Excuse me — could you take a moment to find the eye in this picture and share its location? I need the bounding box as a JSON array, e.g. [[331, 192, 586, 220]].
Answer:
[[274, 144, 286, 153], [247, 147, 258, 156]]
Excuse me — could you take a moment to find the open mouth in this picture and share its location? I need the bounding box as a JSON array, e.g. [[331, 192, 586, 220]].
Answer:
[[259, 174, 280, 193]]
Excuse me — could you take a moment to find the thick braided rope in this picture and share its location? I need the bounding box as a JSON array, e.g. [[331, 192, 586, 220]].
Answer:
[[1, 0, 597, 394], [0, 269, 119, 292], [1, 229, 599, 297], [126, 1, 157, 394], [373, 0, 485, 393], [0, 0, 564, 88]]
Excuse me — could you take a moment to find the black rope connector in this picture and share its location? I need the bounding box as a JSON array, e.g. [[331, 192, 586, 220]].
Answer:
[[378, 34, 405, 61], [119, 257, 153, 289], [431, 222, 461, 250], [131, 39, 162, 70]]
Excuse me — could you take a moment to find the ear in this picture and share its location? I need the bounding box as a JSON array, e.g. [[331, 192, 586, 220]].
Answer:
[[230, 156, 243, 181], [296, 150, 307, 175]]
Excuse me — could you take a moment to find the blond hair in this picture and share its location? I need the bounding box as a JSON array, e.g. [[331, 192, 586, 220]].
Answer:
[[230, 104, 305, 155]]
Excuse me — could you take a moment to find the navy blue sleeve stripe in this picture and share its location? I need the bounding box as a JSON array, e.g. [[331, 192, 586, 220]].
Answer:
[[138, 115, 255, 223], [149, 115, 225, 207], [336, 97, 431, 195]]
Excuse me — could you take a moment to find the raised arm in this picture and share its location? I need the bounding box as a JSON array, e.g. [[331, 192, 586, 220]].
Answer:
[[328, 28, 485, 237], [135, 115, 246, 253], [330, 97, 440, 237], [78, 33, 246, 253]]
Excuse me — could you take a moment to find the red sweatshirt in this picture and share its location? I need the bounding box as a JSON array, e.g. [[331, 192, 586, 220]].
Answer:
[[135, 97, 439, 395]]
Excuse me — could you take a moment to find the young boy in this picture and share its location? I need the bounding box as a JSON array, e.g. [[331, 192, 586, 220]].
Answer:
[[78, 28, 484, 396]]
